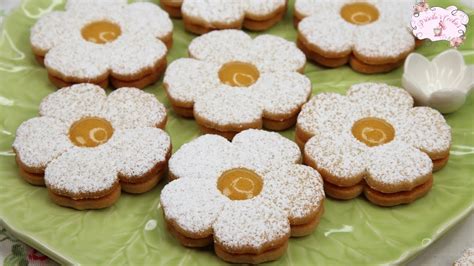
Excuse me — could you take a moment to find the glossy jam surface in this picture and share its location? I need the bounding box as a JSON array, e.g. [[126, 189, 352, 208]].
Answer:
[[217, 168, 263, 200], [69, 117, 114, 147], [81, 21, 121, 44], [341, 3, 379, 25], [218, 62, 260, 87], [352, 117, 395, 147]]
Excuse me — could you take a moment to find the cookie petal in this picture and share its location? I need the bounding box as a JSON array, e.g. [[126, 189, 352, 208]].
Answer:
[[297, 92, 355, 137], [164, 58, 221, 107], [194, 87, 263, 131], [304, 134, 367, 185], [399, 107, 452, 159], [347, 83, 414, 117], [182, 0, 245, 26], [39, 83, 107, 124], [44, 41, 110, 80], [30, 12, 74, 55], [124, 2, 173, 39], [161, 178, 228, 236], [262, 164, 324, 223], [13, 117, 73, 170], [353, 24, 414, 62], [109, 128, 171, 178], [232, 129, 301, 171], [66, 0, 127, 11], [213, 198, 290, 252], [189, 30, 252, 65], [251, 72, 311, 119], [365, 140, 433, 193], [294, 0, 335, 18], [244, 0, 286, 17], [45, 147, 118, 196], [102, 87, 167, 129], [169, 134, 235, 180], [108, 35, 167, 79], [298, 10, 354, 57], [251, 35, 306, 73]]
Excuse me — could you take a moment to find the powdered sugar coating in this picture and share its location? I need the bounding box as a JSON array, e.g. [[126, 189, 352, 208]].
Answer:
[[365, 141, 432, 190], [45, 147, 118, 196], [161, 178, 229, 235], [262, 165, 324, 220], [213, 198, 290, 250], [299, 83, 451, 193], [180, 0, 285, 28], [32, 0, 172, 81], [165, 30, 310, 130], [13, 117, 73, 169], [103, 87, 167, 129], [40, 83, 106, 124], [297, 0, 415, 60], [13, 83, 171, 197], [162, 129, 325, 250], [109, 128, 171, 178]]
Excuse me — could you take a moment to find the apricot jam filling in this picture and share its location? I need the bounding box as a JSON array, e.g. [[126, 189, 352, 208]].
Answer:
[[352, 117, 395, 147], [81, 21, 121, 44], [341, 3, 379, 25], [69, 117, 114, 147], [218, 62, 260, 87], [217, 168, 263, 200]]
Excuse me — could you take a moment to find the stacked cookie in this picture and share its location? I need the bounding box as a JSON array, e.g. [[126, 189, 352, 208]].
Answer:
[[11, 0, 455, 264]]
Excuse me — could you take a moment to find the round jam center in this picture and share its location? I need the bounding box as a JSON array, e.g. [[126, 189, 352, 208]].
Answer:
[[81, 21, 121, 44], [218, 62, 260, 87], [352, 117, 395, 147], [341, 3, 379, 25], [69, 117, 114, 147], [217, 168, 263, 200]]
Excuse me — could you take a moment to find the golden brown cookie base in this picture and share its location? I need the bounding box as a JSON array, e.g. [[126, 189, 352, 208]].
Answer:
[[162, 3, 182, 18], [171, 104, 194, 118], [48, 73, 109, 89], [166, 220, 213, 247], [349, 56, 404, 74], [199, 124, 240, 140], [120, 169, 164, 194], [291, 204, 324, 237], [297, 34, 407, 73], [364, 176, 433, 206], [182, 6, 285, 35], [47, 59, 167, 89], [243, 8, 286, 31], [48, 184, 121, 210], [214, 241, 288, 264], [18, 166, 45, 186], [263, 115, 297, 131], [433, 155, 449, 171], [324, 181, 365, 200], [297, 39, 349, 68]]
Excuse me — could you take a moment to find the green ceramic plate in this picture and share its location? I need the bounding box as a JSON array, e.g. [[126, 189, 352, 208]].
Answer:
[[0, 0, 473, 264]]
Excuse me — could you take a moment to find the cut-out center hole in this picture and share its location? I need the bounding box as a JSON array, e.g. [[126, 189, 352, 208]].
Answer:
[[219, 62, 260, 87], [352, 117, 394, 147], [341, 3, 379, 25], [69, 117, 114, 147], [81, 21, 121, 44], [217, 168, 263, 200]]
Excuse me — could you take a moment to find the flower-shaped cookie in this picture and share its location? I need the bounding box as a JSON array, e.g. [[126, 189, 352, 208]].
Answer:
[[161, 129, 324, 264], [164, 30, 310, 139], [31, 0, 173, 89], [160, 0, 287, 34], [13, 84, 171, 210], [296, 83, 451, 206], [295, 0, 415, 73]]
